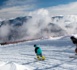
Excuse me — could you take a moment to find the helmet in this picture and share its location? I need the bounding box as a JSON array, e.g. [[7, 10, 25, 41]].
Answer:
[[70, 36, 75, 39], [34, 44, 37, 47]]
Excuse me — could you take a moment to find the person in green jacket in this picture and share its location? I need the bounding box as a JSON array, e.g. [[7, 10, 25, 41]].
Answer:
[[34, 44, 45, 60]]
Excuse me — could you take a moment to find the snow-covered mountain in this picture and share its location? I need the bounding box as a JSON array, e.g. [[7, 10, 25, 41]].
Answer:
[[0, 16, 32, 27], [0, 16, 32, 42], [0, 16, 67, 42], [0, 15, 77, 42], [51, 15, 77, 34]]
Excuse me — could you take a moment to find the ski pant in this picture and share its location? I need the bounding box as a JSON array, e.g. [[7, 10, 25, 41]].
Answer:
[[36, 54, 42, 57]]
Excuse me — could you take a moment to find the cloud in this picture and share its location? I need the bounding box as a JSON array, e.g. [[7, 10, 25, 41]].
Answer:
[[47, 2, 77, 15], [0, 6, 31, 19], [0, 8, 52, 41], [21, 9, 51, 38], [1, 1, 77, 19], [0, 23, 11, 41], [0, 8, 77, 41], [1, 1, 77, 40], [0, 0, 37, 19], [1, 0, 36, 8]]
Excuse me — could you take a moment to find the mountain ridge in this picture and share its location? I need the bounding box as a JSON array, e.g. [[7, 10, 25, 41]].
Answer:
[[0, 15, 76, 42]]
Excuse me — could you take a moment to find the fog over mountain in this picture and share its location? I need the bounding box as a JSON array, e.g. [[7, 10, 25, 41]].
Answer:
[[0, 12, 77, 42], [51, 15, 77, 34]]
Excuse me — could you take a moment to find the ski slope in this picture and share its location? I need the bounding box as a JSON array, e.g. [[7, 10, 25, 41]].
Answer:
[[0, 36, 77, 70]]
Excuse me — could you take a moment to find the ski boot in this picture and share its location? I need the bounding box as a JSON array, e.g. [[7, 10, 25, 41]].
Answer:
[[41, 56, 45, 60], [37, 55, 41, 60]]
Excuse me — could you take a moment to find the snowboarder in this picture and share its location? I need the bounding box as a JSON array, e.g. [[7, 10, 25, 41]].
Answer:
[[34, 44, 45, 60], [70, 36, 77, 54]]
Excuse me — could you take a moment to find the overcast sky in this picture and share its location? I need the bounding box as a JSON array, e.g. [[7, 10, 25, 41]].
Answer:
[[0, 0, 77, 19]]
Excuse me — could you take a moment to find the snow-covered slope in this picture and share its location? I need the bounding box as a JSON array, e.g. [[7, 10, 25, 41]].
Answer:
[[0, 36, 77, 70], [0, 61, 34, 70]]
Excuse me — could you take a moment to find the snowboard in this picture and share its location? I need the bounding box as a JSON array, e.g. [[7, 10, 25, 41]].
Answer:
[[34, 58, 45, 61], [34, 56, 45, 61]]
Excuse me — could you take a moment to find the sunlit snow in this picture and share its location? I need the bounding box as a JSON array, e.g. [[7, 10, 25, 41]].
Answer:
[[0, 36, 77, 70]]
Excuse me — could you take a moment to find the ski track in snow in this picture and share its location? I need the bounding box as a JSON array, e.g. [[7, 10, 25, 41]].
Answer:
[[0, 38, 77, 70]]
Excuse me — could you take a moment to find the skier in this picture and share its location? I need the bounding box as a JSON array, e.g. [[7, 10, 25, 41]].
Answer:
[[70, 36, 77, 54], [34, 44, 45, 60]]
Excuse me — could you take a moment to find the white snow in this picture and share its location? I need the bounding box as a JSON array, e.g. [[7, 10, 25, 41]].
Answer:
[[0, 62, 34, 70], [0, 36, 77, 70]]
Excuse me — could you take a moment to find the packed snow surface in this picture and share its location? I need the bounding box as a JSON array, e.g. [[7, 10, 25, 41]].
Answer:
[[0, 36, 77, 70]]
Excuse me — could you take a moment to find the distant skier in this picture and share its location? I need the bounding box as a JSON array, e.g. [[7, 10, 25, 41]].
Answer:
[[70, 36, 77, 54], [34, 44, 45, 60]]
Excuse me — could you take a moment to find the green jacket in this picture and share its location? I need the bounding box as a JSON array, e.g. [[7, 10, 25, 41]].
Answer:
[[35, 46, 42, 55]]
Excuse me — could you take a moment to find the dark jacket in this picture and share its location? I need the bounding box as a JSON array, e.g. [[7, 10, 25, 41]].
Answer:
[[70, 36, 77, 44]]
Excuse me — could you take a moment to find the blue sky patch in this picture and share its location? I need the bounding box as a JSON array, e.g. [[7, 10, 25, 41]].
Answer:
[[0, 0, 77, 9]]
